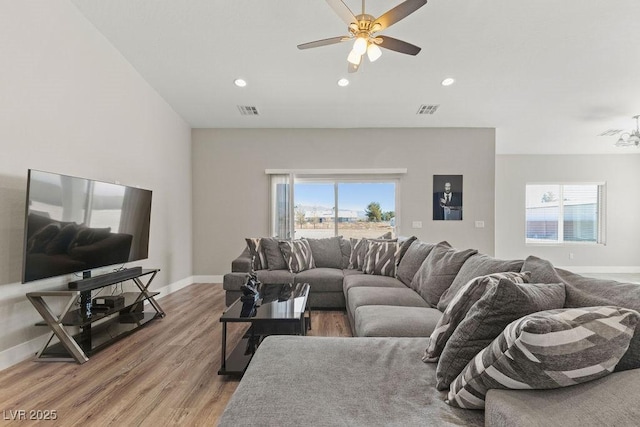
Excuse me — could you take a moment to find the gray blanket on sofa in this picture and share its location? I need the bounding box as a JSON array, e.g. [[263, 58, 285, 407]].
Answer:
[[218, 336, 483, 426]]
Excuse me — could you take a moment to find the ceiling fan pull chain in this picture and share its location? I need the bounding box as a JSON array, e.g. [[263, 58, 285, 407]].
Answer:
[[362, 0, 365, 15]]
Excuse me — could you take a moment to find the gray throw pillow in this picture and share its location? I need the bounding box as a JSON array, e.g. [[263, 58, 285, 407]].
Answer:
[[437, 254, 524, 311], [278, 239, 316, 273], [396, 241, 449, 288], [557, 268, 640, 372], [435, 278, 566, 390], [349, 238, 367, 270], [304, 236, 342, 269], [411, 244, 478, 307], [396, 236, 417, 266], [245, 238, 268, 271], [447, 306, 640, 410], [339, 237, 351, 269], [521, 255, 564, 284], [423, 271, 531, 363], [262, 237, 288, 271], [349, 237, 396, 270], [362, 240, 399, 277]]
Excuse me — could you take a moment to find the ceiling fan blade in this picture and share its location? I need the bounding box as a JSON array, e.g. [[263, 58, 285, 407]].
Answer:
[[348, 60, 360, 73], [373, 0, 427, 32], [377, 36, 421, 55], [297, 36, 348, 50], [326, 0, 357, 26]]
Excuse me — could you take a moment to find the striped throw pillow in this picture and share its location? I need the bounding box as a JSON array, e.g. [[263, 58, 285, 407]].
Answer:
[[447, 306, 640, 410], [279, 239, 316, 273], [363, 240, 399, 277], [245, 238, 268, 271], [423, 271, 531, 363]]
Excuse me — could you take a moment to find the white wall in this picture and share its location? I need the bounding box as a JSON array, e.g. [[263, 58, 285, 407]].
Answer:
[[495, 154, 640, 270], [0, 0, 193, 369], [192, 128, 496, 275]]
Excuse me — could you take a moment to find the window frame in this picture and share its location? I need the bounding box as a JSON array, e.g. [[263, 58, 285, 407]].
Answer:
[[524, 182, 606, 246]]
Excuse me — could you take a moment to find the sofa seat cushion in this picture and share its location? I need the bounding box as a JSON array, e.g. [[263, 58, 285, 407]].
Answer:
[[256, 269, 295, 284], [485, 369, 640, 427], [294, 268, 344, 293], [343, 273, 405, 297], [348, 286, 430, 315], [218, 336, 483, 427], [354, 305, 442, 337]]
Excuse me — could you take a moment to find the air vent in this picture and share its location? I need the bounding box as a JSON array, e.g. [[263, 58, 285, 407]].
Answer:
[[599, 129, 622, 136], [238, 105, 259, 116], [417, 104, 439, 115]]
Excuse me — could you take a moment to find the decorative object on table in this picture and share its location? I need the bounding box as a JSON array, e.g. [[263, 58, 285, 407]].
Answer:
[[433, 175, 463, 221], [240, 271, 261, 304]]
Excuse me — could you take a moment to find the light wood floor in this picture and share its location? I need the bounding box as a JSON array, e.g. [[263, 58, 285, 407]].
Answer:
[[0, 284, 351, 426]]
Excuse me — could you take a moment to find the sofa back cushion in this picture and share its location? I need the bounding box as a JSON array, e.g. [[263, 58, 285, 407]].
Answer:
[[437, 254, 524, 311], [520, 255, 564, 284], [304, 236, 343, 269], [411, 244, 478, 307], [396, 240, 446, 288], [434, 278, 566, 390], [557, 268, 640, 372], [447, 306, 639, 410]]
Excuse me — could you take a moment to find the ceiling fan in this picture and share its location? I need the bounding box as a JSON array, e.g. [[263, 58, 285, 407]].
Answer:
[[297, 0, 428, 73]]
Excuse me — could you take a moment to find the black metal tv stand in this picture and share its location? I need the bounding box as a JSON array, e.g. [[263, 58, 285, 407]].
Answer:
[[26, 268, 164, 364]]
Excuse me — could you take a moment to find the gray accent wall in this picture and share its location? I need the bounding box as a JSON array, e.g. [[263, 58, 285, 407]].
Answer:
[[496, 154, 640, 268], [0, 1, 192, 367], [192, 128, 496, 275]]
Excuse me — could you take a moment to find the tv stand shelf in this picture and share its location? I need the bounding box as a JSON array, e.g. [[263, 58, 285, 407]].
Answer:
[[26, 268, 164, 364]]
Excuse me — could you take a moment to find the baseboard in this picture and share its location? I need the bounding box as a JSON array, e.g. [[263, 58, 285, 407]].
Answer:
[[0, 275, 203, 372], [0, 336, 48, 372], [555, 266, 640, 273], [191, 275, 223, 284]]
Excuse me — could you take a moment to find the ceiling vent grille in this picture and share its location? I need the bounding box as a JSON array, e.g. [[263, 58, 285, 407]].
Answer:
[[417, 104, 439, 115], [238, 105, 259, 116], [599, 129, 623, 136]]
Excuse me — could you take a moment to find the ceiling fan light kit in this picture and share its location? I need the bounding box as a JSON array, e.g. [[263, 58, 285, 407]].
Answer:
[[615, 115, 640, 147], [297, 0, 427, 73]]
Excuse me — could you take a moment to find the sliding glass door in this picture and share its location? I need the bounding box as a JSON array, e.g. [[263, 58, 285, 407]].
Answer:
[[270, 174, 397, 239]]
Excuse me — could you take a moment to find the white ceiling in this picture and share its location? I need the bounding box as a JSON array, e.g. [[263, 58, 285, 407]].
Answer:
[[70, 0, 640, 154]]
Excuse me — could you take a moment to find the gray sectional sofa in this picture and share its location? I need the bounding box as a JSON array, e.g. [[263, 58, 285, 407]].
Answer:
[[220, 236, 640, 426]]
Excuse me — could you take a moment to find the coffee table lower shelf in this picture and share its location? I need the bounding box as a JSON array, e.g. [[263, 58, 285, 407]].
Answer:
[[218, 315, 311, 376]]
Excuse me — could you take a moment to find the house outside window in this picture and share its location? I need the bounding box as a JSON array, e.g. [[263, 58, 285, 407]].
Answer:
[[525, 183, 605, 244]]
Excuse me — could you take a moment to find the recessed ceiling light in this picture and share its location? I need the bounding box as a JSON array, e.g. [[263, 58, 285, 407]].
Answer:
[[441, 78, 455, 86], [234, 78, 247, 88], [337, 78, 349, 87]]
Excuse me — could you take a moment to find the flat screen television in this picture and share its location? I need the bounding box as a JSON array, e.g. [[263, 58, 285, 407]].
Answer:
[[22, 169, 152, 283]]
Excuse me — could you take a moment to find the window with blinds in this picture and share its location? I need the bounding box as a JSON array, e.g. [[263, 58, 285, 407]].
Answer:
[[525, 184, 605, 244]]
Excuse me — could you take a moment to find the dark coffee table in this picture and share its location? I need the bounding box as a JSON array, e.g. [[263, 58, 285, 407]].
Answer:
[[218, 282, 311, 375]]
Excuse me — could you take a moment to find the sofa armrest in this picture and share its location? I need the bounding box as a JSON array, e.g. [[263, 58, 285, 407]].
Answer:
[[231, 247, 251, 272], [485, 368, 640, 426]]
